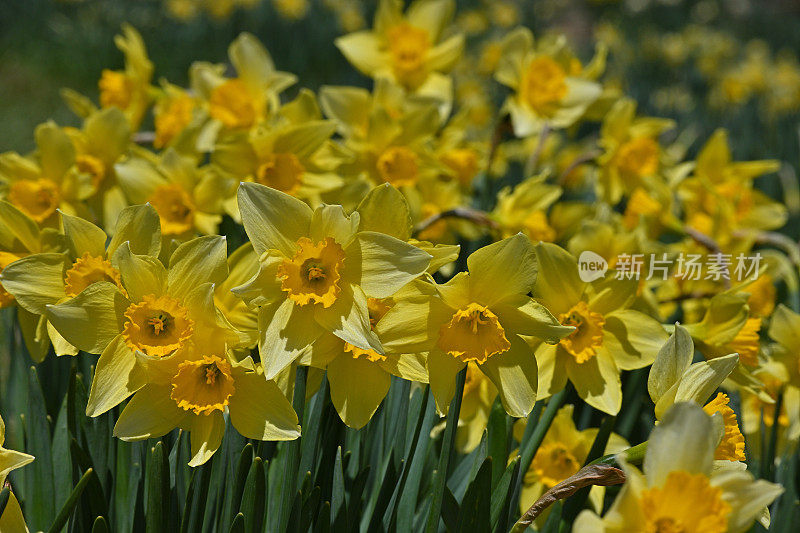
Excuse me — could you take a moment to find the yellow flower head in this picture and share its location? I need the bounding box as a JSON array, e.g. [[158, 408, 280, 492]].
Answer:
[[64, 252, 126, 298], [148, 184, 196, 236], [209, 79, 259, 129], [558, 300, 606, 364], [277, 236, 345, 308], [437, 303, 511, 364], [122, 293, 194, 357], [574, 403, 783, 533], [171, 355, 236, 415], [256, 152, 306, 194], [6, 178, 61, 224]]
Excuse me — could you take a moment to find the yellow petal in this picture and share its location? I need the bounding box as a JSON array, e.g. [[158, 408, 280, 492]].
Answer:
[[346, 231, 431, 298], [768, 304, 800, 351], [113, 242, 167, 301], [533, 341, 568, 400], [0, 201, 40, 253], [46, 282, 129, 354], [1, 253, 68, 313], [494, 27, 533, 90], [602, 310, 667, 370], [328, 353, 391, 429], [427, 348, 465, 415], [61, 212, 107, 259], [0, 490, 31, 533], [228, 369, 300, 441], [314, 284, 383, 354], [113, 384, 186, 440], [566, 349, 621, 415], [167, 235, 228, 301], [644, 402, 715, 487], [107, 203, 162, 258], [467, 234, 537, 307], [334, 32, 386, 76], [237, 182, 312, 257], [406, 0, 454, 41], [36, 121, 75, 181], [647, 324, 694, 404], [84, 107, 130, 164], [188, 411, 226, 467], [260, 300, 323, 380], [310, 205, 359, 246], [86, 334, 146, 416], [532, 242, 584, 316], [493, 297, 574, 344], [479, 334, 537, 417], [356, 183, 412, 240]]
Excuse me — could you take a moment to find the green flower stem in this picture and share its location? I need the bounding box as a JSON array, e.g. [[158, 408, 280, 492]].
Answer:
[[276, 365, 308, 532], [424, 367, 467, 533]]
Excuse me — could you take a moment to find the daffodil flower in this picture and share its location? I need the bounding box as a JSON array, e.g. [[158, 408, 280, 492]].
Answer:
[[531, 243, 668, 415], [232, 182, 432, 380], [515, 405, 628, 525], [2, 205, 161, 357], [0, 122, 95, 227], [335, 0, 464, 104], [115, 149, 226, 239], [596, 98, 675, 204], [574, 403, 783, 533], [376, 234, 573, 416], [494, 27, 602, 137], [211, 90, 344, 208], [97, 24, 154, 130], [113, 351, 300, 466], [191, 33, 296, 143], [492, 174, 562, 243], [0, 414, 35, 532], [44, 235, 245, 417], [648, 324, 745, 461]]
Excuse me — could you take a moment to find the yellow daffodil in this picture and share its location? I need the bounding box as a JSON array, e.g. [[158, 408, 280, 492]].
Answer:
[[113, 350, 300, 466], [679, 129, 784, 237], [191, 33, 296, 141], [376, 234, 573, 416], [491, 174, 562, 243], [494, 27, 602, 137], [648, 324, 745, 461], [232, 182, 432, 379], [115, 149, 227, 239], [211, 90, 344, 209], [574, 402, 783, 533], [531, 243, 668, 414], [63, 107, 133, 230], [153, 81, 199, 151], [684, 292, 762, 367], [319, 79, 443, 202], [44, 235, 245, 417], [0, 122, 95, 226], [516, 405, 628, 524], [596, 98, 675, 204], [335, 0, 464, 103], [214, 243, 260, 350], [0, 414, 35, 532], [2, 205, 161, 357], [97, 25, 154, 130]]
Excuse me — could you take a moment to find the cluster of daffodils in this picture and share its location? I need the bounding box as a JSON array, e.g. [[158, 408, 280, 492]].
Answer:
[[0, 0, 797, 529]]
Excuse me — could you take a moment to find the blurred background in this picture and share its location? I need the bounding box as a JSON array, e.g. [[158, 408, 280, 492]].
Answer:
[[2, 0, 800, 162]]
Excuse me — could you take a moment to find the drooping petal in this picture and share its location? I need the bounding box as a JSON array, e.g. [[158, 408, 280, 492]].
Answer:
[[494, 296, 574, 344], [566, 349, 622, 415], [86, 334, 146, 417], [479, 334, 537, 417], [229, 369, 301, 441], [260, 299, 324, 380], [237, 182, 312, 257], [188, 411, 226, 467], [427, 348, 465, 415], [328, 354, 391, 429], [46, 282, 129, 354], [113, 384, 186, 440]]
